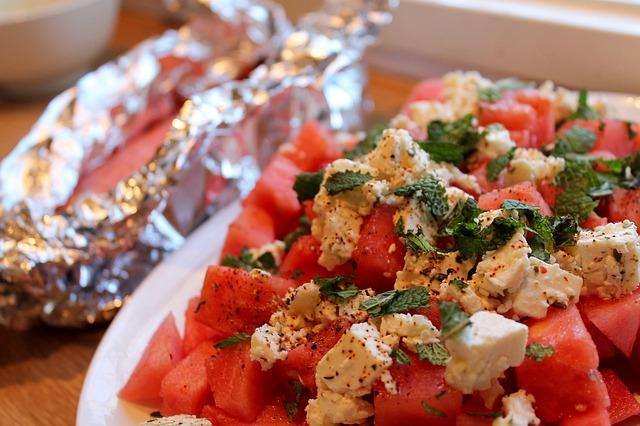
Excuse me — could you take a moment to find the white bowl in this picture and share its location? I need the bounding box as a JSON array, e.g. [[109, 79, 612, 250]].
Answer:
[[0, 0, 121, 96]]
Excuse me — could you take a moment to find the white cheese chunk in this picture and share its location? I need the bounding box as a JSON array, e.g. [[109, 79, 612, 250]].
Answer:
[[503, 148, 565, 185], [575, 220, 640, 298], [140, 416, 211, 426], [250, 324, 287, 370], [476, 125, 516, 161], [315, 322, 393, 397], [312, 159, 387, 270], [442, 279, 493, 314], [493, 390, 541, 426], [405, 100, 455, 129], [442, 71, 492, 118], [286, 282, 321, 316], [474, 230, 531, 297], [306, 389, 374, 426], [314, 289, 373, 324], [395, 250, 474, 292], [512, 257, 583, 319], [445, 311, 528, 394], [380, 313, 440, 351]]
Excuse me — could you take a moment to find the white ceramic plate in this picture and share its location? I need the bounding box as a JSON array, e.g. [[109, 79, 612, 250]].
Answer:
[[77, 93, 640, 426], [77, 202, 240, 426]]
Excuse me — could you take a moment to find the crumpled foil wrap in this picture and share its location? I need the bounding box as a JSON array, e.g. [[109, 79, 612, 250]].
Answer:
[[0, 0, 396, 329]]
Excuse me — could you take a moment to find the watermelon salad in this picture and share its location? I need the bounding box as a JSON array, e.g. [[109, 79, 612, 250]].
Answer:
[[120, 72, 640, 426]]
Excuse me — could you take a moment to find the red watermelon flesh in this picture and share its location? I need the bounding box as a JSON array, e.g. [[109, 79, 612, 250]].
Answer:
[[579, 289, 640, 357], [352, 204, 406, 293], [220, 204, 276, 259], [183, 297, 218, 354], [404, 78, 444, 108], [374, 352, 462, 426], [195, 266, 294, 337], [559, 119, 636, 158], [206, 341, 274, 422], [159, 341, 217, 416], [608, 188, 640, 230], [119, 313, 184, 406], [516, 305, 610, 423], [601, 368, 640, 424], [201, 400, 305, 425], [280, 121, 341, 172], [279, 235, 354, 285], [559, 407, 612, 426], [478, 181, 552, 215]]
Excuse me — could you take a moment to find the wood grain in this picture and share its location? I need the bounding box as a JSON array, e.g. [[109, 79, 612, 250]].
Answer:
[[0, 8, 416, 426]]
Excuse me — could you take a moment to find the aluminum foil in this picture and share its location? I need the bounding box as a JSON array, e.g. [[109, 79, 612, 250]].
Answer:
[[0, 0, 396, 329]]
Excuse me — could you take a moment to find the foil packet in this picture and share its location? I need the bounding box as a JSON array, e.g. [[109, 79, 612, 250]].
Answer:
[[0, 0, 396, 329]]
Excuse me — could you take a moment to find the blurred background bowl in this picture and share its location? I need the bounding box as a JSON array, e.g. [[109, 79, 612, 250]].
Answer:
[[0, 0, 121, 96]]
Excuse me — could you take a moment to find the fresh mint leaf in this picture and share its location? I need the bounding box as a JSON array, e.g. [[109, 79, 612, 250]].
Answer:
[[626, 121, 638, 140], [551, 215, 579, 248], [394, 177, 449, 219], [501, 199, 553, 261], [283, 380, 305, 421], [501, 199, 539, 213], [391, 348, 411, 365], [478, 87, 501, 102], [551, 126, 598, 157], [525, 343, 555, 361], [567, 89, 600, 120], [452, 278, 468, 290], [293, 170, 324, 202], [427, 114, 481, 147], [405, 232, 436, 254], [439, 302, 470, 339], [221, 247, 257, 271], [422, 401, 447, 418], [316, 276, 359, 300], [283, 215, 311, 251], [416, 342, 449, 366], [214, 333, 250, 349], [325, 171, 373, 195], [486, 147, 515, 181], [465, 411, 501, 418], [419, 141, 466, 165], [452, 216, 524, 260], [360, 287, 429, 317], [555, 190, 598, 221], [440, 198, 482, 236]]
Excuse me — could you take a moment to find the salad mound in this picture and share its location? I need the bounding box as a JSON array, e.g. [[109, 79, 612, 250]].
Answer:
[[122, 72, 640, 426]]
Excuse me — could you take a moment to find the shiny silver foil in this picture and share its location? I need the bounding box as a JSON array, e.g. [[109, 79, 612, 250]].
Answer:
[[0, 0, 396, 329]]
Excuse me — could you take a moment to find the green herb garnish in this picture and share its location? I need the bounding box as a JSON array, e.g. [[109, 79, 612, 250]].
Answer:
[[465, 411, 501, 418], [567, 89, 600, 120], [478, 87, 501, 102], [439, 302, 470, 339], [360, 287, 429, 317], [486, 147, 515, 182], [420, 142, 467, 165], [404, 232, 436, 254], [394, 177, 449, 219], [416, 342, 449, 366], [421, 114, 483, 165], [214, 332, 250, 349], [421, 401, 447, 418], [221, 247, 277, 272], [525, 343, 555, 361], [283, 215, 311, 251], [316, 275, 359, 300], [391, 348, 411, 365], [283, 380, 305, 421], [550, 126, 598, 157], [293, 170, 324, 202], [325, 171, 373, 195]]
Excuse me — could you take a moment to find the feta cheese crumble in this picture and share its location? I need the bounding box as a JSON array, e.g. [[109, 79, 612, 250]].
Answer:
[[493, 390, 541, 426], [306, 389, 375, 426], [511, 257, 583, 319], [442, 71, 492, 118], [476, 125, 516, 161], [379, 313, 440, 351], [141, 416, 211, 426], [575, 220, 640, 298], [503, 148, 565, 186], [445, 311, 528, 394]]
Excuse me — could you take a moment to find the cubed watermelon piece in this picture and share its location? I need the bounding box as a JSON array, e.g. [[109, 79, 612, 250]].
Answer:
[[559, 407, 611, 426], [279, 235, 354, 285], [201, 401, 305, 425], [119, 314, 184, 405], [477, 181, 552, 215], [469, 161, 503, 194], [582, 318, 620, 361], [454, 396, 496, 426], [536, 180, 560, 208], [516, 305, 610, 423], [505, 89, 555, 147], [206, 341, 274, 422], [183, 297, 218, 354], [579, 289, 640, 357], [276, 319, 351, 391], [608, 188, 640, 229], [581, 212, 608, 229], [558, 119, 636, 158], [601, 368, 640, 424], [220, 204, 276, 259], [159, 341, 217, 416], [242, 154, 302, 236], [404, 78, 445, 107], [374, 352, 462, 426], [479, 100, 537, 147], [281, 121, 341, 172], [352, 204, 406, 292], [195, 266, 295, 337]]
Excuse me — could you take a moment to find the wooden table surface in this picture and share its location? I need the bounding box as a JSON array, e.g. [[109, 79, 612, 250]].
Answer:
[[0, 8, 417, 426]]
